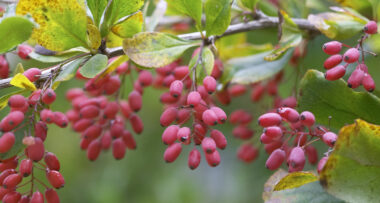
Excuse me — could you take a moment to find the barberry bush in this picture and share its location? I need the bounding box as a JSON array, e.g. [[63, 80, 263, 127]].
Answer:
[[0, 0, 380, 202]]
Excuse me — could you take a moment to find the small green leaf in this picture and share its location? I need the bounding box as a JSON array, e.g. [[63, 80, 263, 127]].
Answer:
[[0, 111, 32, 160], [87, 0, 108, 27], [298, 70, 380, 129], [55, 57, 88, 82], [0, 16, 34, 54], [308, 11, 367, 40], [123, 32, 200, 68], [166, 0, 202, 28], [188, 47, 215, 84], [0, 90, 27, 111], [266, 181, 344, 203], [204, 0, 232, 36], [223, 49, 293, 85], [111, 11, 143, 38], [274, 172, 318, 191], [79, 54, 108, 78], [320, 120, 380, 203], [237, 0, 260, 11], [15, 63, 25, 74], [29, 51, 85, 63]]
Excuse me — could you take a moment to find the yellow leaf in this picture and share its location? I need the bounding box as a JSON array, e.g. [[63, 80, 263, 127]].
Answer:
[[106, 31, 124, 48], [274, 171, 318, 191], [10, 73, 37, 91], [87, 24, 101, 50], [98, 55, 129, 79]]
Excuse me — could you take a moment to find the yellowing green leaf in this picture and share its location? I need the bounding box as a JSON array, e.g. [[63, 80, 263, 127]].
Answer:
[[274, 172, 318, 191], [205, 0, 232, 36], [87, 24, 101, 50], [99, 55, 129, 78], [79, 54, 108, 78], [111, 11, 143, 38], [16, 0, 88, 51], [0, 16, 34, 54], [15, 63, 25, 74], [106, 31, 124, 48], [10, 73, 36, 91], [123, 32, 199, 68], [320, 120, 380, 202]]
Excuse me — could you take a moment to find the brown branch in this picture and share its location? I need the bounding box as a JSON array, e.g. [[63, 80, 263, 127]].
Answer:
[[0, 16, 319, 90]]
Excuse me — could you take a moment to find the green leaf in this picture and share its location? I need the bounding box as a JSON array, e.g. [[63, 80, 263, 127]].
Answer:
[[298, 70, 380, 129], [15, 63, 25, 74], [274, 172, 318, 191], [334, 0, 372, 18], [0, 90, 27, 111], [0, 111, 33, 160], [188, 47, 215, 84], [101, 0, 144, 37], [55, 57, 88, 82], [111, 11, 143, 38], [87, 0, 107, 27], [123, 32, 200, 68], [166, 0, 202, 28], [266, 181, 344, 203], [320, 120, 380, 202], [237, 0, 260, 11], [29, 51, 85, 63], [0, 16, 34, 54], [79, 54, 108, 78], [16, 0, 88, 51], [204, 0, 232, 36], [308, 11, 367, 40], [222, 49, 293, 85]]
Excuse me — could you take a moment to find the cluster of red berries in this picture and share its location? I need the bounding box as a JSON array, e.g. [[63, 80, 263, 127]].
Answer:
[[257, 108, 336, 173], [153, 56, 228, 169], [323, 21, 377, 92], [66, 58, 151, 161], [0, 55, 9, 79], [0, 81, 66, 202]]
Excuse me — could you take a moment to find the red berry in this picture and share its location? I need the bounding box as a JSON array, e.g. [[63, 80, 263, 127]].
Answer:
[[258, 113, 282, 127], [44, 152, 60, 171], [317, 156, 329, 174], [46, 170, 65, 189], [188, 148, 201, 170], [363, 73, 375, 92], [173, 66, 189, 80], [229, 110, 252, 124], [280, 96, 297, 108], [104, 76, 121, 95], [305, 145, 318, 164], [53, 112, 68, 128], [40, 109, 55, 124], [264, 126, 283, 139], [323, 54, 342, 69], [201, 137, 216, 154], [42, 88, 56, 104], [119, 101, 132, 119], [322, 41, 342, 55], [0, 111, 24, 131], [110, 122, 124, 138], [287, 147, 306, 172], [265, 149, 286, 170], [343, 48, 360, 63], [187, 91, 201, 107], [210, 129, 227, 150], [211, 59, 223, 79], [17, 45, 33, 59], [65, 88, 84, 101], [251, 84, 265, 102], [19, 195, 30, 203], [300, 111, 315, 127], [130, 114, 143, 134], [202, 109, 218, 126], [160, 107, 177, 127], [19, 159, 33, 177], [34, 121, 47, 141], [138, 70, 153, 86], [205, 150, 220, 167], [2, 191, 21, 203], [112, 138, 126, 160], [162, 125, 179, 145], [260, 133, 273, 144], [210, 107, 227, 124], [128, 91, 142, 112], [101, 131, 112, 150], [325, 65, 346, 81], [0, 169, 16, 185], [177, 127, 191, 142], [30, 191, 44, 203], [364, 20, 378, 34], [164, 143, 182, 163], [116, 62, 130, 75], [232, 125, 254, 140], [237, 144, 259, 163], [3, 173, 22, 189], [169, 80, 183, 98], [203, 76, 217, 94], [0, 132, 15, 153], [26, 137, 45, 162], [73, 119, 94, 132], [277, 107, 299, 123], [8, 95, 27, 108], [229, 85, 246, 97], [121, 130, 136, 150], [87, 139, 102, 161], [45, 188, 60, 203], [322, 132, 337, 147], [347, 68, 365, 89], [79, 105, 100, 119]]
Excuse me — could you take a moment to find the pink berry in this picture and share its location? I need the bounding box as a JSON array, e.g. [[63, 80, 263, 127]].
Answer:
[[317, 156, 329, 174], [0, 132, 15, 153], [260, 133, 273, 144], [343, 48, 360, 63], [264, 126, 283, 139], [34, 121, 47, 141], [237, 144, 259, 163], [46, 170, 65, 189], [287, 147, 306, 172], [347, 68, 365, 89], [300, 111, 315, 127], [187, 91, 201, 107], [205, 150, 220, 167], [164, 143, 182, 163], [45, 188, 60, 203], [177, 127, 191, 142], [19, 159, 33, 177], [305, 145, 318, 164], [364, 20, 378, 34], [201, 137, 216, 154], [130, 114, 143, 134], [104, 76, 121, 95], [202, 109, 218, 126], [44, 152, 60, 171], [8, 95, 27, 108], [322, 41, 342, 55], [42, 88, 56, 104], [160, 107, 177, 127], [0, 111, 25, 131], [87, 139, 102, 161], [173, 66, 189, 80], [112, 138, 126, 160], [322, 132, 337, 147], [188, 148, 201, 170], [323, 54, 342, 69], [162, 125, 179, 145], [17, 45, 33, 59], [53, 112, 68, 128], [203, 76, 217, 94], [232, 125, 254, 140], [138, 70, 153, 86], [26, 137, 45, 162], [128, 91, 142, 112], [277, 107, 299, 123], [210, 129, 227, 150], [210, 106, 227, 124], [265, 148, 285, 170], [363, 73, 375, 92], [169, 80, 183, 98], [3, 173, 22, 188], [258, 113, 282, 127], [325, 65, 346, 81]]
